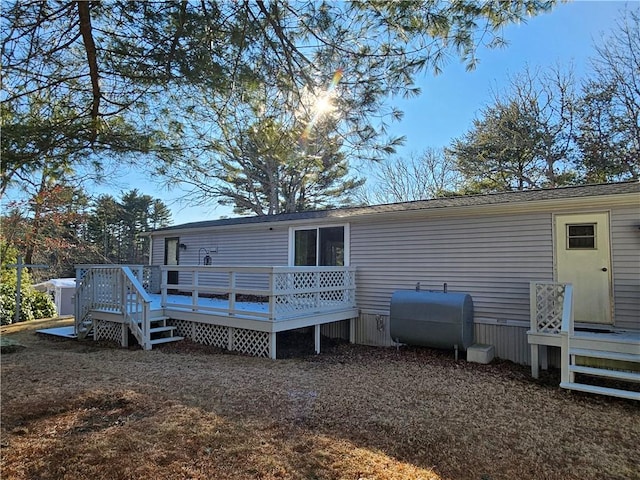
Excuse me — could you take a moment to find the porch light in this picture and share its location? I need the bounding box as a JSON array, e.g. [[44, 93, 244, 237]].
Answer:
[[179, 243, 187, 251]]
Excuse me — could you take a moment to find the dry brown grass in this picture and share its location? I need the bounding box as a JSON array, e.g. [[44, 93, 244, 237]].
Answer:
[[1, 318, 639, 480]]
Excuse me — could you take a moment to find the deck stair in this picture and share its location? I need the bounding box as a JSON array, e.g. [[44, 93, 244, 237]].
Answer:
[[75, 265, 184, 350], [561, 335, 640, 401], [77, 317, 94, 339], [528, 282, 640, 401], [146, 314, 184, 346]]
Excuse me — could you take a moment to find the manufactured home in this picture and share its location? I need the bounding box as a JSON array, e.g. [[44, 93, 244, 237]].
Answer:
[[76, 181, 640, 399]]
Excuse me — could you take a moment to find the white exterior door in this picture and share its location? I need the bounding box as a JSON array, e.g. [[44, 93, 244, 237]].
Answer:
[[555, 213, 612, 324]]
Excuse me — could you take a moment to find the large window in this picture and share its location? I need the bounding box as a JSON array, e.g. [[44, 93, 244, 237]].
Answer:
[[292, 226, 347, 266]]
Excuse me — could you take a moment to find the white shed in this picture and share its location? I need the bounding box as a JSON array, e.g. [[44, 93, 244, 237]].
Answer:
[[33, 278, 76, 316]]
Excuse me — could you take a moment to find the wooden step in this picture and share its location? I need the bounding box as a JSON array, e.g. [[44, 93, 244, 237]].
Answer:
[[569, 365, 640, 382], [149, 326, 176, 334], [570, 348, 640, 363], [149, 336, 184, 346], [571, 333, 640, 355], [560, 382, 640, 401]]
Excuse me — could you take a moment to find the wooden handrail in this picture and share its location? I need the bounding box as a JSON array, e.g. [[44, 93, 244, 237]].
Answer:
[[560, 284, 574, 335], [121, 266, 152, 350]]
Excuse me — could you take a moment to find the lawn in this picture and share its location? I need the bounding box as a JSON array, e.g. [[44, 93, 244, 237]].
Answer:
[[1, 318, 638, 480]]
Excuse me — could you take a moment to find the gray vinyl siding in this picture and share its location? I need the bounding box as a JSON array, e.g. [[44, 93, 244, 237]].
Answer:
[[352, 313, 398, 347], [473, 323, 531, 365], [151, 236, 164, 266], [611, 206, 640, 330], [350, 212, 554, 324], [151, 227, 289, 290], [151, 227, 289, 267]]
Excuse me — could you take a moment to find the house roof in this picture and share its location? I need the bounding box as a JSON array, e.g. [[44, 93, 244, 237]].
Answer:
[[152, 181, 640, 233]]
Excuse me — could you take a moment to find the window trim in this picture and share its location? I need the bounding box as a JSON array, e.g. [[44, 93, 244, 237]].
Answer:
[[288, 223, 350, 266]]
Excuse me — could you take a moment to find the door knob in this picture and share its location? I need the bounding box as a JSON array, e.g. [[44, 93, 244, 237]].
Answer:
[[601, 267, 608, 272]]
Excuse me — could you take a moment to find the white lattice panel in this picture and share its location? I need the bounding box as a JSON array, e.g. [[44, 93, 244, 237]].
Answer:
[[169, 319, 193, 339], [231, 328, 270, 357], [275, 293, 316, 315], [194, 323, 228, 348], [275, 272, 315, 291], [319, 270, 344, 288], [320, 289, 344, 304], [164, 320, 270, 357], [534, 283, 565, 333], [94, 320, 124, 345]]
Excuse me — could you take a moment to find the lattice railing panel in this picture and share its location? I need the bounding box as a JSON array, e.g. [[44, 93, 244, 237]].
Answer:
[[319, 289, 345, 304], [274, 271, 315, 292], [272, 268, 355, 317], [274, 293, 316, 315], [534, 283, 566, 333], [274, 269, 355, 292], [194, 323, 228, 348], [94, 320, 123, 345], [231, 328, 270, 358], [319, 270, 346, 289]]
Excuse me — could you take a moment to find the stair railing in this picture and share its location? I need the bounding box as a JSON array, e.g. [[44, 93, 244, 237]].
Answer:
[[559, 284, 575, 385], [74, 265, 152, 349], [121, 266, 152, 350]]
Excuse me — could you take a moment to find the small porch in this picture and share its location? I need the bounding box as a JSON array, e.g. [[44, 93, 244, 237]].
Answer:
[[528, 282, 640, 401], [75, 264, 358, 359]]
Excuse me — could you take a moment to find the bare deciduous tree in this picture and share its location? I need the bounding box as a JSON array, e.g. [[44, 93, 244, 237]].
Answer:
[[576, 7, 640, 181], [358, 147, 462, 204]]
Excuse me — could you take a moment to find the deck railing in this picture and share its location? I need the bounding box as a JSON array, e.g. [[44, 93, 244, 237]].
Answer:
[[528, 281, 574, 379], [76, 264, 160, 292], [160, 265, 357, 321], [558, 284, 574, 385]]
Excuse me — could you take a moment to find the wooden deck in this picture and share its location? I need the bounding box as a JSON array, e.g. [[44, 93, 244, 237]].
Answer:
[[75, 264, 358, 358]]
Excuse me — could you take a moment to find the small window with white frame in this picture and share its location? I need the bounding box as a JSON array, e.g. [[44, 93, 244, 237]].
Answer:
[[566, 223, 596, 249]]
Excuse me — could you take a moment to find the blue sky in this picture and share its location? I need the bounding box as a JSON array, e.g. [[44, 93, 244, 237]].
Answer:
[[111, 0, 629, 224], [388, 0, 626, 152]]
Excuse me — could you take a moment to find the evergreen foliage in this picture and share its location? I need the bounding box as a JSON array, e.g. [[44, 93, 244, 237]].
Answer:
[[1, 0, 554, 213], [0, 242, 56, 325]]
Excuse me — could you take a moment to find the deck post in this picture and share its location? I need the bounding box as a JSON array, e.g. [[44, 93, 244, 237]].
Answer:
[[349, 317, 356, 344], [161, 268, 168, 308], [269, 332, 277, 359], [314, 324, 321, 354], [560, 331, 570, 384], [121, 323, 129, 348], [192, 270, 199, 311], [531, 344, 540, 379], [229, 271, 236, 315], [228, 327, 234, 351]]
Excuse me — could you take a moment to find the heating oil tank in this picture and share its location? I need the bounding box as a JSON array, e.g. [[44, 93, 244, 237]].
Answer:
[[390, 289, 474, 350]]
